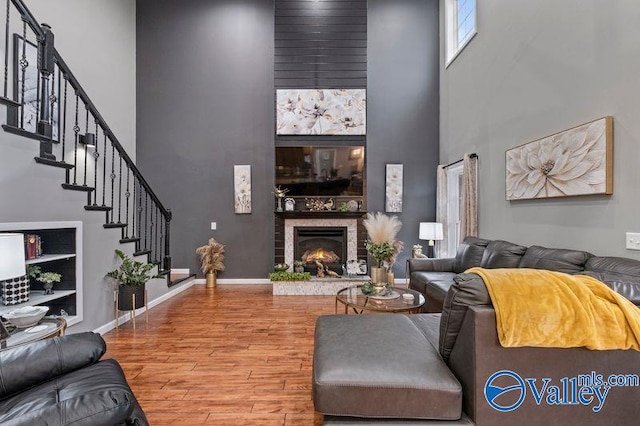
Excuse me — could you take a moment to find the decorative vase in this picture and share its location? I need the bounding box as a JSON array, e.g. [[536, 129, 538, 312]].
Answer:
[[43, 282, 54, 295], [206, 272, 217, 288], [372, 283, 386, 295], [370, 266, 387, 284], [387, 271, 395, 287], [276, 197, 283, 212], [118, 284, 145, 310]]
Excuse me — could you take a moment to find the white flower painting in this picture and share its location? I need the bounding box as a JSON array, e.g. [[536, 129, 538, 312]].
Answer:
[[276, 89, 366, 135], [385, 164, 403, 212], [234, 165, 251, 214], [506, 117, 613, 200]]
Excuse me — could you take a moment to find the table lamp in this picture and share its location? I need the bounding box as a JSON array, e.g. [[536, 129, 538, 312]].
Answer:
[[419, 222, 443, 258], [0, 233, 28, 305]]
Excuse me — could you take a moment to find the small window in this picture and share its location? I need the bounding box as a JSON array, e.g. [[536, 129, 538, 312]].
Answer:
[[445, 0, 477, 67], [446, 163, 464, 257]]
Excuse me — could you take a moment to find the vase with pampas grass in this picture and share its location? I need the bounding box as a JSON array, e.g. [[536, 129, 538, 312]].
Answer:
[[363, 212, 404, 285], [196, 238, 226, 288]]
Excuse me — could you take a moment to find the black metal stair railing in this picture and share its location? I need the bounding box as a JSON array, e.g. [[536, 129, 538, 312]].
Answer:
[[0, 0, 172, 274]]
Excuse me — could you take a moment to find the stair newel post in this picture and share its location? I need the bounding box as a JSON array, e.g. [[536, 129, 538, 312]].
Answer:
[[36, 23, 54, 160], [137, 181, 143, 249], [163, 212, 171, 272], [155, 205, 159, 263]]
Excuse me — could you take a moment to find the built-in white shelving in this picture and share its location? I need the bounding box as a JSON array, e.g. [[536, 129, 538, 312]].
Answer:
[[0, 222, 83, 327]]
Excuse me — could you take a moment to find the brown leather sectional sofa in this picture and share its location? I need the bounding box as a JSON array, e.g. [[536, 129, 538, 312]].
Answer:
[[313, 237, 640, 425]]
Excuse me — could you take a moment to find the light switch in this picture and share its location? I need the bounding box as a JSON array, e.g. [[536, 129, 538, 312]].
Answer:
[[626, 233, 640, 250], [211, 222, 217, 230]]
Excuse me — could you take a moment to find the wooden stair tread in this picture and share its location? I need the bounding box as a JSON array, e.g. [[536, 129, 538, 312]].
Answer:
[[34, 157, 74, 170], [61, 183, 95, 192], [84, 205, 112, 212], [103, 222, 127, 229]]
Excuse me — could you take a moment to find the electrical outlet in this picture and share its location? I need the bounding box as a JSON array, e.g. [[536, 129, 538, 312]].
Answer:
[[211, 222, 217, 231], [626, 233, 640, 250]]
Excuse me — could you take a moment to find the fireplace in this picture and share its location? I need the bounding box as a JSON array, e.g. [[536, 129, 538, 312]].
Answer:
[[295, 227, 346, 274], [283, 218, 359, 276]]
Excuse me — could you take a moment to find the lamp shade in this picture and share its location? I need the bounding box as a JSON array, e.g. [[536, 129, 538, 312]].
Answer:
[[419, 222, 443, 241], [0, 233, 26, 280]]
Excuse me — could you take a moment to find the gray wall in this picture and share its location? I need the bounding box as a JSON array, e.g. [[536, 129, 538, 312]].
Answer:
[[0, 0, 180, 333], [136, 0, 275, 278], [137, 0, 440, 278], [368, 0, 440, 276], [439, 0, 640, 259]]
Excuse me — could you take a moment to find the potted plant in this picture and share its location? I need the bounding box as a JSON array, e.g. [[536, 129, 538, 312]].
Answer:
[[195, 238, 226, 288], [363, 212, 403, 285], [106, 249, 160, 310], [27, 265, 62, 295]]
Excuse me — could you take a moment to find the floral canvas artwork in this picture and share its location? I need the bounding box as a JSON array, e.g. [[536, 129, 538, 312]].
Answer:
[[506, 116, 613, 200], [234, 165, 251, 214], [385, 164, 403, 212], [276, 89, 366, 135]]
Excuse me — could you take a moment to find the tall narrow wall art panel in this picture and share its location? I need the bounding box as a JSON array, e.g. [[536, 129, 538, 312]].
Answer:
[[276, 89, 366, 135], [385, 164, 403, 212], [234, 165, 252, 214], [506, 116, 613, 201]]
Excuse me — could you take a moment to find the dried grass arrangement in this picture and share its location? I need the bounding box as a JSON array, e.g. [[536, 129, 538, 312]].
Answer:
[[363, 212, 404, 268], [196, 238, 226, 287]]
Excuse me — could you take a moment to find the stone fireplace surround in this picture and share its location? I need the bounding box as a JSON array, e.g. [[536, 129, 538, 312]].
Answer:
[[284, 218, 358, 269]]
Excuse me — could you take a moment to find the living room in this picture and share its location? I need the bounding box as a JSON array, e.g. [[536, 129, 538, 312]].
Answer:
[[1, 0, 639, 424]]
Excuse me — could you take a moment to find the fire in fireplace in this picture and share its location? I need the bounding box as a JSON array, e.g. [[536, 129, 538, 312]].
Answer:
[[294, 227, 346, 274]]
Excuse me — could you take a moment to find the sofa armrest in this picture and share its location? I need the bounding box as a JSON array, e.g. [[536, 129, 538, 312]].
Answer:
[[448, 306, 640, 425], [407, 257, 455, 273], [0, 332, 106, 398]]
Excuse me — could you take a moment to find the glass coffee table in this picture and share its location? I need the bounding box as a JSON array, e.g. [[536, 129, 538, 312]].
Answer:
[[335, 285, 425, 314], [0, 317, 67, 350]]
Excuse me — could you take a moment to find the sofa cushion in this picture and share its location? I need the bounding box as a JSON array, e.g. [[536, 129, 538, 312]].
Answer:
[[479, 240, 527, 269], [439, 273, 492, 362], [452, 237, 490, 273], [0, 359, 146, 426], [407, 313, 441, 350], [313, 315, 462, 420], [518, 245, 592, 274], [0, 332, 106, 399], [583, 256, 640, 305]]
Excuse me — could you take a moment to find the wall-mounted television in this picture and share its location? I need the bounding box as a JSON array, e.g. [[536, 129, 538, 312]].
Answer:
[[275, 146, 365, 196]]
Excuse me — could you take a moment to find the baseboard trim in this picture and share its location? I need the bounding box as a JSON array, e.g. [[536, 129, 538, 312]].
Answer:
[[194, 278, 272, 285], [93, 277, 197, 335]]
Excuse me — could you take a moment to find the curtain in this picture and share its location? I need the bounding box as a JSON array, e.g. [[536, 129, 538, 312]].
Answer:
[[435, 165, 448, 257], [460, 153, 478, 241]]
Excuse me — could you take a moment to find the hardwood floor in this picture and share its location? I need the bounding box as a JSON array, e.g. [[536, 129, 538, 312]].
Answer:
[[102, 284, 335, 425]]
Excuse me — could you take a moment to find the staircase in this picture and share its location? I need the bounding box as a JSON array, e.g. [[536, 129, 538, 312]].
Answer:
[[1, 0, 185, 285]]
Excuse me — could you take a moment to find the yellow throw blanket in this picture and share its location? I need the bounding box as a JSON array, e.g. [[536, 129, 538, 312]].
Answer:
[[466, 267, 640, 351]]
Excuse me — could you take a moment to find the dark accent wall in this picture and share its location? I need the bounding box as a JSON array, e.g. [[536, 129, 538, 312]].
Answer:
[[136, 0, 439, 278], [274, 0, 367, 88], [367, 0, 439, 277], [136, 0, 275, 278]]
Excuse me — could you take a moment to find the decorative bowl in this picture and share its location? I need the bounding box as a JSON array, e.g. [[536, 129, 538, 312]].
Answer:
[[274, 263, 290, 272], [3, 306, 49, 328]]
